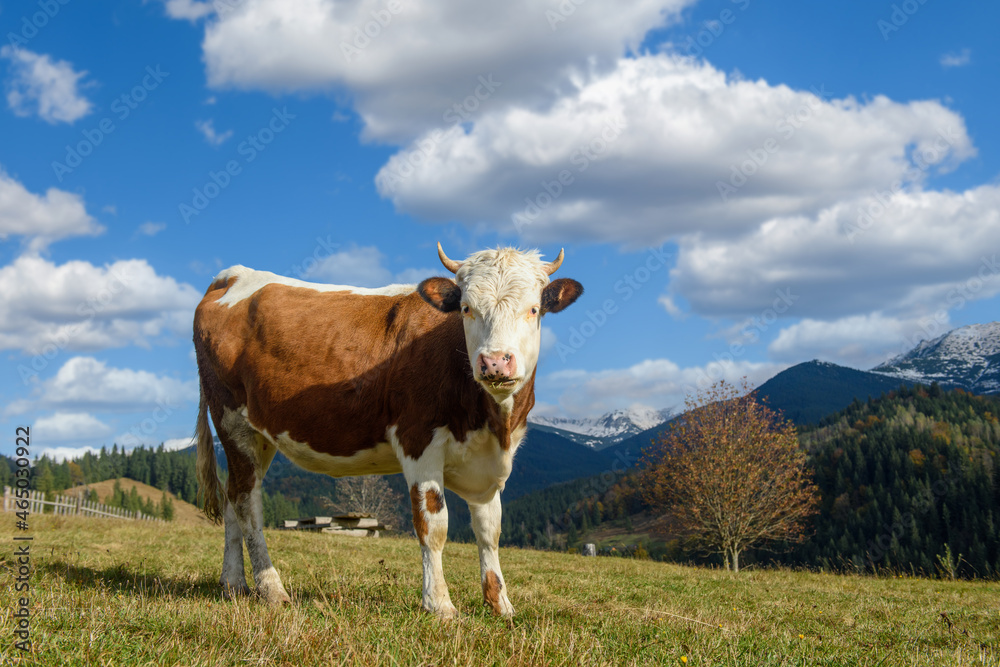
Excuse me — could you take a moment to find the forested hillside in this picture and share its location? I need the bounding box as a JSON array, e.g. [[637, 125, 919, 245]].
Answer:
[[0, 445, 199, 502], [778, 384, 1000, 577], [501, 384, 1000, 579]]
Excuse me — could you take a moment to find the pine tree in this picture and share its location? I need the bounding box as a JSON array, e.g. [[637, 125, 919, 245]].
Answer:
[[567, 522, 578, 546], [161, 491, 175, 521]]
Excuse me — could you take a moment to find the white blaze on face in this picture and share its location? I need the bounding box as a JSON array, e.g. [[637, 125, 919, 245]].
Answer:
[[453, 248, 549, 397]]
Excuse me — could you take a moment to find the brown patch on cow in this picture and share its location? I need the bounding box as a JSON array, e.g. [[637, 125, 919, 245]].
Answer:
[[425, 488, 444, 513], [483, 571, 503, 613], [206, 275, 237, 295], [410, 485, 428, 545]]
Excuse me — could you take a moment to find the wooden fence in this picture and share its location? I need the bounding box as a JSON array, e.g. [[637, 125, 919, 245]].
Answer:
[[1, 486, 163, 523]]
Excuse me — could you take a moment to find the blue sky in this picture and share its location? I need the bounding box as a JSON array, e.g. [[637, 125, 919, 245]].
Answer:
[[0, 0, 998, 459]]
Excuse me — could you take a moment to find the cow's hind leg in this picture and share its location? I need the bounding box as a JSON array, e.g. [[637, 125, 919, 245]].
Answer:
[[469, 491, 515, 616], [398, 438, 456, 617], [219, 491, 250, 598], [220, 413, 290, 605]]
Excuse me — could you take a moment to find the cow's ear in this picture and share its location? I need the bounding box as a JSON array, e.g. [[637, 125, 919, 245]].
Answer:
[[418, 277, 462, 312], [541, 278, 583, 314]]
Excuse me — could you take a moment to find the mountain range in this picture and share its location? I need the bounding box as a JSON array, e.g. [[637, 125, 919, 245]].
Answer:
[[757, 321, 1000, 424], [528, 407, 673, 449]]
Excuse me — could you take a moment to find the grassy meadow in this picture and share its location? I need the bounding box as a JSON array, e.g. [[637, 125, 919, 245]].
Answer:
[[1, 512, 998, 666]]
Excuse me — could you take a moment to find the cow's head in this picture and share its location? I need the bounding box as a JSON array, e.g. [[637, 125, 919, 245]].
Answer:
[[418, 243, 583, 403]]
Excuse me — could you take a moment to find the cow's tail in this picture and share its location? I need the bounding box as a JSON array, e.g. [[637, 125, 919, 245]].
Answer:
[[196, 382, 225, 524]]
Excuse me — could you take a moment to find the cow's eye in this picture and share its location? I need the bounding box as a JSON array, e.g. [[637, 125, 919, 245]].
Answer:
[[530, 306, 539, 316], [461, 305, 470, 314]]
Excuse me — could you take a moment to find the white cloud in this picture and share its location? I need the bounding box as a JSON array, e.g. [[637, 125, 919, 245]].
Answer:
[[538, 357, 786, 418], [163, 0, 215, 21], [195, 118, 233, 146], [393, 266, 437, 284], [166, 0, 695, 141], [136, 221, 166, 237], [1, 47, 93, 124], [0, 255, 201, 355], [0, 168, 103, 250], [301, 243, 434, 287], [377, 55, 973, 244], [10, 356, 198, 414], [33, 412, 112, 443], [658, 294, 687, 320], [940, 49, 971, 68], [664, 185, 1000, 321], [767, 313, 941, 369]]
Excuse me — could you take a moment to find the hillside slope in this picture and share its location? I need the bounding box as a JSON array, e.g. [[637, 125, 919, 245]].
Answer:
[[80, 477, 210, 526]]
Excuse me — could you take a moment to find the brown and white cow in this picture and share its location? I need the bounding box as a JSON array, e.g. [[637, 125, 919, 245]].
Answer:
[[193, 243, 582, 617]]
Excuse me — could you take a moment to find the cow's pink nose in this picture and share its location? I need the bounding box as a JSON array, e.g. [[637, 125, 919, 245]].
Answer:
[[476, 352, 517, 382]]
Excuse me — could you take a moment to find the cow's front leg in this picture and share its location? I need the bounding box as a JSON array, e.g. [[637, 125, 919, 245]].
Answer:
[[395, 433, 456, 617], [407, 475, 456, 617], [469, 491, 515, 616]]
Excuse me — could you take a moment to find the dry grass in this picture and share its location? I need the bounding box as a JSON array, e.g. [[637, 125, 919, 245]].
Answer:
[[1, 512, 999, 666]]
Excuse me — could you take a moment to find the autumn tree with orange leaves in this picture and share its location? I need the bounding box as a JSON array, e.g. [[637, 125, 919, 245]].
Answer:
[[642, 380, 818, 572]]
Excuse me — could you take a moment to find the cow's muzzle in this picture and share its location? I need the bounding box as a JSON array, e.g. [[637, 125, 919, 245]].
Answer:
[[476, 352, 519, 389]]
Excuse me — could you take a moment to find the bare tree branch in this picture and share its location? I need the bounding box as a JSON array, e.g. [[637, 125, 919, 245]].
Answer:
[[320, 476, 406, 528]]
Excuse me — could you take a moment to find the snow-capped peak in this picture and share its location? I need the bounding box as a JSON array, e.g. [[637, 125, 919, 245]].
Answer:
[[529, 406, 673, 444], [870, 322, 1000, 394]]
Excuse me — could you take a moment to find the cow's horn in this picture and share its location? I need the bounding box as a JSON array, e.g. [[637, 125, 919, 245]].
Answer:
[[543, 248, 564, 275], [437, 242, 462, 274]]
